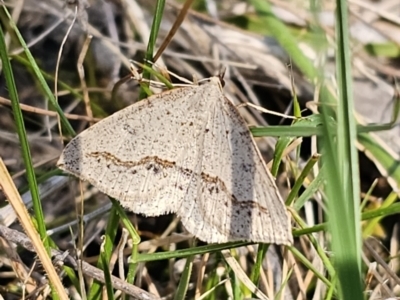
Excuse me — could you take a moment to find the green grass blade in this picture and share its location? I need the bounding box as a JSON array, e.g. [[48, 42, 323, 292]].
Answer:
[[325, 0, 363, 297], [174, 255, 194, 300], [362, 192, 398, 238], [285, 154, 320, 206], [0, 16, 61, 300], [292, 212, 336, 279], [2, 6, 75, 136], [361, 201, 400, 219], [251, 125, 323, 137], [272, 136, 295, 175], [136, 241, 251, 262], [251, 114, 326, 137], [287, 245, 332, 288], [249, 244, 268, 290], [357, 132, 400, 185], [232, 270, 243, 299], [139, 0, 166, 100], [293, 201, 400, 237], [139, 62, 174, 89], [0, 18, 50, 246], [100, 238, 115, 300], [88, 206, 120, 300], [293, 166, 325, 211], [110, 198, 140, 287]]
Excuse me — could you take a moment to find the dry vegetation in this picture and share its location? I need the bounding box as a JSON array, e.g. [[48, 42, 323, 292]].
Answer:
[[0, 0, 400, 299]]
